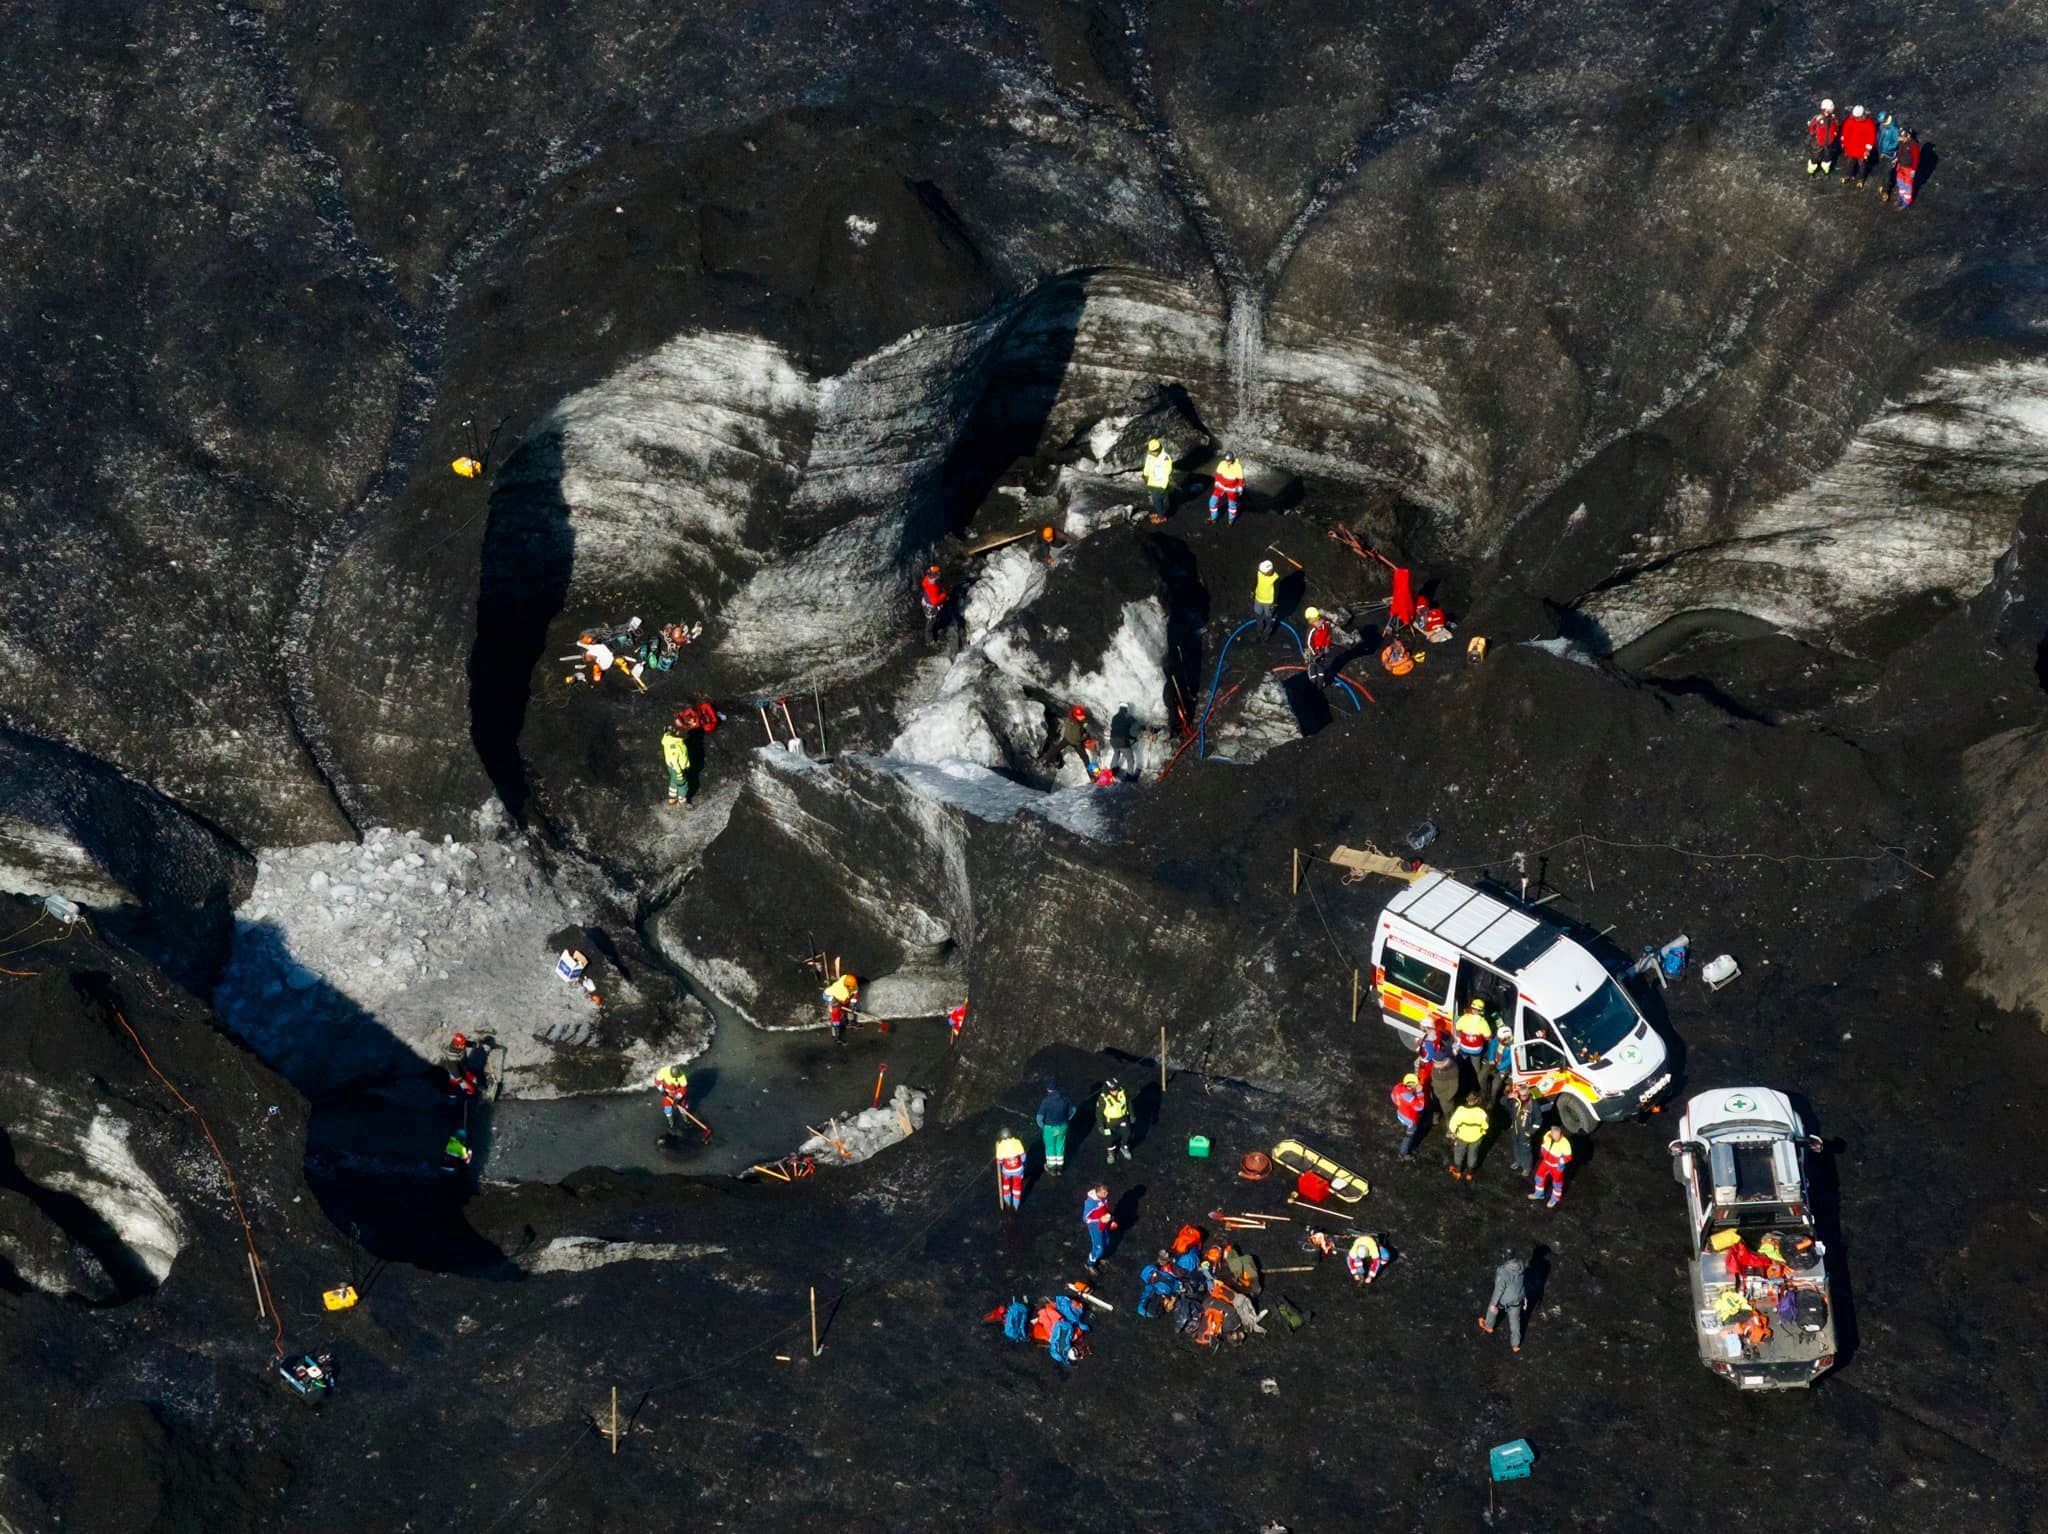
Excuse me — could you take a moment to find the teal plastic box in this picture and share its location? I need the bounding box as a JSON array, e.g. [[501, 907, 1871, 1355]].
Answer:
[[1488, 1440, 1534, 1482]]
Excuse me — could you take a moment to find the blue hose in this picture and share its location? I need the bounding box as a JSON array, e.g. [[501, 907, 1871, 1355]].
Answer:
[[1197, 619, 1331, 758]]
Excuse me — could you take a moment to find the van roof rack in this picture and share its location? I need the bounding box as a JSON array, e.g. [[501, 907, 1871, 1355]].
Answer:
[[1384, 870, 1562, 971]]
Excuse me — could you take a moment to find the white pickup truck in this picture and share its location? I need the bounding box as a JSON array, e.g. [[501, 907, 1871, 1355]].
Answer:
[[1667, 1088, 1837, 1389]]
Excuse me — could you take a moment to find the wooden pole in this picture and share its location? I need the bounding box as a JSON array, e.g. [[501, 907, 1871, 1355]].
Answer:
[[247, 1253, 265, 1320], [1351, 968, 1361, 1023], [810, 1287, 821, 1357], [1263, 1265, 1317, 1274], [611, 1386, 619, 1455], [1159, 1026, 1167, 1094], [1291, 848, 1300, 896]]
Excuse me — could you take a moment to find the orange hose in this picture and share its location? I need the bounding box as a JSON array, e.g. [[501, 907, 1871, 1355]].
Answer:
[[112, 1007, 286, 1359]]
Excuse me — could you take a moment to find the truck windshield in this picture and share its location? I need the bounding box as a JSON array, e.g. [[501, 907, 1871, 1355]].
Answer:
[[1554, 979, 1639, 1060]]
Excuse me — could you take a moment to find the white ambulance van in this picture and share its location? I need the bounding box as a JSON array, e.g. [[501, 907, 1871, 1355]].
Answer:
[[1369, 870, 1671, 1134]]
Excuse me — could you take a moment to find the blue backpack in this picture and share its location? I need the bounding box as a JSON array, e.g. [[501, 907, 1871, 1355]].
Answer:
[[1002, 1300, 1030, 1342]]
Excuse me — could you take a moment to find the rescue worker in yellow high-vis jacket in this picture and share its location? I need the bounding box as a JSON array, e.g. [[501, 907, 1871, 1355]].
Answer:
[[1446, 1092, 1491, 1182], [661, 727, 691, 806], [1253, 559, 1280, 639], [1141, 439, 1175, 519], [1098, 1077, 1133, 1164]]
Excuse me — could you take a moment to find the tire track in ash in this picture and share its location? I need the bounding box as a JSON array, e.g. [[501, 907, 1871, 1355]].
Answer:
[[221, 4, 599, 835]]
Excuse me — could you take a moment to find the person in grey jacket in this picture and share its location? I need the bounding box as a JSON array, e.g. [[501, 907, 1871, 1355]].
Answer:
[[1478, 1248, 1528, 1353], [1505, 1083, 1545, 1178]]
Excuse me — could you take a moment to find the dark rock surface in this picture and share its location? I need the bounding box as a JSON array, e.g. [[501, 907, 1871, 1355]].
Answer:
[[3, 0, 2048, 1527]]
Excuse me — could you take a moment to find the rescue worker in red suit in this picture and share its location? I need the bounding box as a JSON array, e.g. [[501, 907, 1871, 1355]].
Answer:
[[919, 564, 948, 644], [1531, 1125, 1574, 1207], [995, 1132, 1027, 1212], [444, 1033, 478, 1100], [1208, 451, 1245, 524], [1892, 130, 1921, 210], [1838, 105, 1878, 189], [1805, 99, 1841, 176], [1391, 1071, 1429, 1160], [1302, 607, 1335, 685]]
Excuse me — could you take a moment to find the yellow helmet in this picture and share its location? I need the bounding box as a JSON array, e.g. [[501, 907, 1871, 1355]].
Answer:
[[1147, 438, 1162, 452], [1402, 1072, 1420, 1088], [1304, 606, 1321, 622]]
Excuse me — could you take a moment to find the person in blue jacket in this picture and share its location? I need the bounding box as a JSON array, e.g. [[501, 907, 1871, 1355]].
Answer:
[[1036, 1078, 1075, 1175], [1874, 110, 1903, 202], [1047, 1294, 1089, 1364]]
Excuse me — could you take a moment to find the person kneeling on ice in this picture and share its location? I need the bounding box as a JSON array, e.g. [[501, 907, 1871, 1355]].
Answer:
[[656, 1065, 689, 1132]]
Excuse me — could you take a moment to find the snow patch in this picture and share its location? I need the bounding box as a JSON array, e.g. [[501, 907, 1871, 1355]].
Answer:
[[0, 818, 133, 907], [1523, 637, 1602, 669], [213, 820, 687, 1098], [33, 1106, 186, 1285], [1206, 673, 1303, 763], [844, 213, 879, 246], [521, 1237, 729, 1274], [1585, 360, 2048, 645]]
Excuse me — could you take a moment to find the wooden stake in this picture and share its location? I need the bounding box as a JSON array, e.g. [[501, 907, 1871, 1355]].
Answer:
[[1352, 968, 1361, 1023], [1291, 848, 1300, 896], [1286, 1195, 1355, 1221], [1160, 1026, 1167, 1094], [247, 1252, 265, 1321], [611, 1386, 619, 1455], [810, 1286, 820, 1357]]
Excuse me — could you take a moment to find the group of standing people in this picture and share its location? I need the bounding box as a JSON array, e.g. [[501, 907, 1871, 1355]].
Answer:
[[1251, 561, 1338, 686], [1141, 439, 1248, 524], [1391, 999, 1576, 1207], [1805, 99, 1922, 206]]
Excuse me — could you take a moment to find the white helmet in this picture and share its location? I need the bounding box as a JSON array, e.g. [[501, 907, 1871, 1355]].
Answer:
[[1258, 559, 1274, 574], [1851, 104, 1865, 117], [1821, 98, 1835, 112]]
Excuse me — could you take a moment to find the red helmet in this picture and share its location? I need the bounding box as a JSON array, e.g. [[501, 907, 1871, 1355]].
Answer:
[[1070, 705, 1086, 720], [451, 1032, 467, 1049]]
